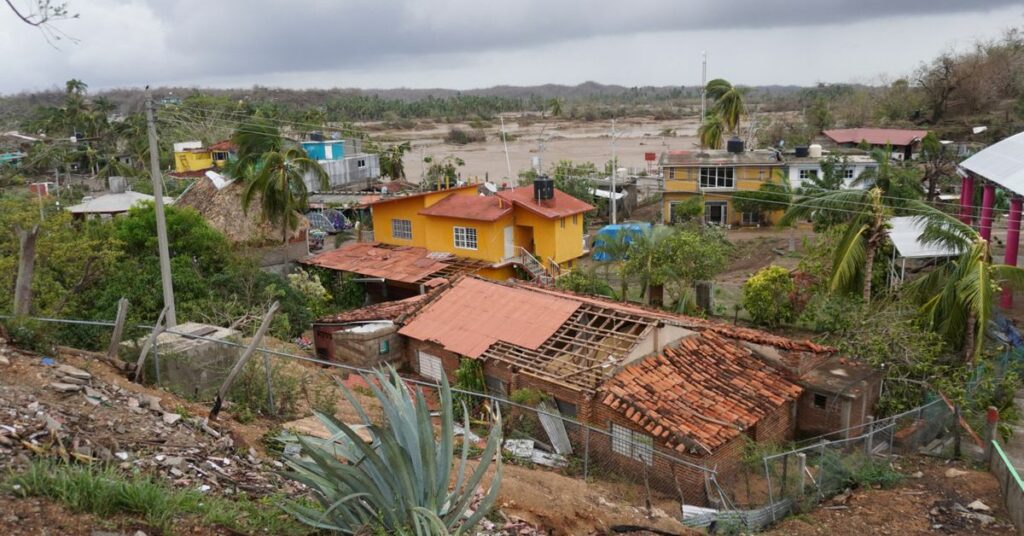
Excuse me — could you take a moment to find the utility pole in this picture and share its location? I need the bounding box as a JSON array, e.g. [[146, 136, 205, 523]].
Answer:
[[610, 118, 617, 225], [700, 51, 707, 124], [500, 115, 512, 181], [145, 87, 177, 328]]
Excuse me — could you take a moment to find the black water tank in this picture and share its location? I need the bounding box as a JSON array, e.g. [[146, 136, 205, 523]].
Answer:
[[534, 175, 555, 201], [794, 146, 810, 158], [726, 137, 744, 154], [309, 132, 324, 142]]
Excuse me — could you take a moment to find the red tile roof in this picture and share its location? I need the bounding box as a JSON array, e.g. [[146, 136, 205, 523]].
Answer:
[[302, 243, 452, 284], [418, 194, 513, 221], [399, 277, 580, 358], [601, 331, 803, 454], [207, 139, 238, 152], [370, 184, 478, 206], [823, 128, 927, 147], [314, 294, 429, 325], [496, 186, 594, 219]]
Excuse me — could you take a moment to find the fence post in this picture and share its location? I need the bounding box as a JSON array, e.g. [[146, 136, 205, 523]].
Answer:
[[953, 405, 962, 459], [583, 425, 590, 481], [152, 341, 161, 386], [864, 416, 875, 455], [263, 351, 275, 416], [781, 453, 789, 497], [210, 301, 280, 420], [984, 406, 999, 465], [133, 306, 168, 383], [797, 453, 807, 496], [818, 440, 827, 497], [764, 457, 777, 521], [106, 298, 129, 361]]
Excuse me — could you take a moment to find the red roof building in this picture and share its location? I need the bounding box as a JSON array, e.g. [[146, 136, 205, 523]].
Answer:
[[418, 194, 513, 221], [823, 128, 928, 160], [496, 185, 595, 219]]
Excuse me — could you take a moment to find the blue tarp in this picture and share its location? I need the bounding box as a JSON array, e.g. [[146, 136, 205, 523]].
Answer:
[[591, 223, 651, 261]]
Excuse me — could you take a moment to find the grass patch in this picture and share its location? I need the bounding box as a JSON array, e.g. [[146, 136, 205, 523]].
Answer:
[[6, 461, 314, 535]]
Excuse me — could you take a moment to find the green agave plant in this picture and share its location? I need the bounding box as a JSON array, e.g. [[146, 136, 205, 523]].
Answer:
[[279, 367, 503, 535]]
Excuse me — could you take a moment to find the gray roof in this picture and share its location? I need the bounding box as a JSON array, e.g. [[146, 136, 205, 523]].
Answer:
[[68, 191, 173, 214], [889, 216, 963, 259], [661, 149, 783, 167], [960, 131, 1024, 195]]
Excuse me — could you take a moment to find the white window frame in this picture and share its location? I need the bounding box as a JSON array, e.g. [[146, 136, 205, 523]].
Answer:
[[842, 168, 855, 180], [418, 351, 443, 382], [799, 169, 818, 181], [453, 226, 478, 250], [391, 218, 412, 240], [357, 159, 367, 168], [699, 166, 735, 190], [610, 423, 654, 465]]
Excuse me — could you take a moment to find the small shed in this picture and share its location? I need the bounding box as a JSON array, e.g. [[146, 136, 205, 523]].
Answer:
[[888, 216, 963, 286], [68, 191, 173, 220], [312, 294, 429, 368]]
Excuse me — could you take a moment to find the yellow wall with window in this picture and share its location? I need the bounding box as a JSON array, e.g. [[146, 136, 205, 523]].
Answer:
[[422, 214, 514, 263], [662, 164, 785, 226], [370, 187, 479, 249], [173, 150, 213, 173], [513, 209, 585, 269]]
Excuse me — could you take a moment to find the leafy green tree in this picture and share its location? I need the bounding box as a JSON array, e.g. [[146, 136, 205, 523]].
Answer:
[[555, 267, 617, 299], [424, 155, 464, 190], [742, 265, 796, 327], [241, 147, 328, 243], [547, 98, 563, 117], [592, 227, 636, 301]]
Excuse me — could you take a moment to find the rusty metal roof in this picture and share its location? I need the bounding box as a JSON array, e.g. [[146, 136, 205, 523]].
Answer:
[[302, 243, 458, 284], [823, 128, 927, 147], [496, 186, 594, 219], [313, 294, 430, 325], [398, 277, 580, 358], [601, 331, 803, 455], [418, 194, 513, 221]]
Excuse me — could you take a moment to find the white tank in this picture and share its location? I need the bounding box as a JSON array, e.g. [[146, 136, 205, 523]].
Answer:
[[809, 144, 823, 158]]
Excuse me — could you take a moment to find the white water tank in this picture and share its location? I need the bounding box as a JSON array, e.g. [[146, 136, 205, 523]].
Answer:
[[809, 144, 823, 158]]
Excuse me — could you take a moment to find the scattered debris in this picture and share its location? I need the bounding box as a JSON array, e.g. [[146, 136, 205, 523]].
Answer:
[[967, 499, 992, 513], [944, 468, 968, 478]]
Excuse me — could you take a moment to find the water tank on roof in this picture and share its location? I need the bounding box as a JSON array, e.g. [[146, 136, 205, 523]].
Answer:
[[309, 132, 324, 142], [534, 175, 554, 201], [809, 144, 823, 158], [726, 137, 744, 154], [794, 146, 810, 158]]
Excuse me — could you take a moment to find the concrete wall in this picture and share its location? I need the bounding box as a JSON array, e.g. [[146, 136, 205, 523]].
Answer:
[[314, 323, 406, 368], [304, 153, 381, 192], [121, 323, 242, 400]]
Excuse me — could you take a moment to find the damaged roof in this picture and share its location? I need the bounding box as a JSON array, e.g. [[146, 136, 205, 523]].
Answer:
[[823, 128, 927, 147], [399, 277, 580, 358], [601, 331, 803, 454], [302, 242, 490, 285], [313, 294, 430, 325]]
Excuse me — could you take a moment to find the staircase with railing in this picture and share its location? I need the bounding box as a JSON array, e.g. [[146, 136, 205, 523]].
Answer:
[[512, 246, 554, 285]]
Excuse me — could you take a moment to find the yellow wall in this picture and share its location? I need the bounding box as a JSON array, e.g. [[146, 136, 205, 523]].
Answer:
[[423, 213, 514, 263], [663, 192, 784, 226], [513, 209, 585, 269], [173, 151, 213, 173], [371, 187, 480, 249], [662, 164, 785, 226]]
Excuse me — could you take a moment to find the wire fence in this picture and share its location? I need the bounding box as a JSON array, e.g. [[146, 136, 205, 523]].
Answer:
[[1, 312, 744, 524]]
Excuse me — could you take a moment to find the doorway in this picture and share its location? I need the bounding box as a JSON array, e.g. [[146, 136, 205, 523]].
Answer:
[[704, 201, 728, 226]]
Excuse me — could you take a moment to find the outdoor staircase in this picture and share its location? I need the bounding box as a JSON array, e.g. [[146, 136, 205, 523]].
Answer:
[[514, 247, 554, 286]]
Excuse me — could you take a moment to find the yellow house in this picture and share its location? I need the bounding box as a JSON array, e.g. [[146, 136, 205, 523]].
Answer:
[[172, 140, 237, 174], [371, 183, 594, 281], [661, 149, 786, 227]]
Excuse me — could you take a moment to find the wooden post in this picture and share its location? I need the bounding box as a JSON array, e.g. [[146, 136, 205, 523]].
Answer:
[[984, 406, 999, 465], [954, 405, 962, 459], [797, 453, 807, 496], [133, 306, 168, 383], [209, 301, 280, 420], [13, 225, 39, 316], [865, 416, 875, 455], [106, 298, 129, 361]]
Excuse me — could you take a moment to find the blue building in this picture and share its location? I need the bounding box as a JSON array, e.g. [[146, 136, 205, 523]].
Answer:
[[301, 140, 346, 161]]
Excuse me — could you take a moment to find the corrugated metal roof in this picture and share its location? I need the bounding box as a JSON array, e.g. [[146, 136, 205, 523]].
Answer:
[[600, 331, 803, 454], [889, 216, 963, 259], [418, 194, 513, 221], [496, 186, 594, 219], [67, 192, 172, 214], [960, 130, 1024, 195], [314, 294, 429, 325], [823, 128, 927, 147], [302, 243, 452, 284], [399, 277, 580, 358]]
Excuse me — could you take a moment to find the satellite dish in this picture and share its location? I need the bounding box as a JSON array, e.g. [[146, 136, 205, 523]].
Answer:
[[484, 182, 498, 193]]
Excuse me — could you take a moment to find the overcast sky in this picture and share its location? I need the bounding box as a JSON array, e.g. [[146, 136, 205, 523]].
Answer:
[[2, 0, 1022, 95]]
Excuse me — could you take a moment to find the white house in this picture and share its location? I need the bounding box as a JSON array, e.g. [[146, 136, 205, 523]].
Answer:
[[785, 147, 877, 191]]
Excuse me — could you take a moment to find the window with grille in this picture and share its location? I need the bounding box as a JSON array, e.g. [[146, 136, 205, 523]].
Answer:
[[391, 219, 412, 240], [799, 169, 818, 180], [418, 351, 443, 382], [699, 167, 734, 189], [610, 423, 653, 465], [842, 168, 855, 180], [453, 226, 477, 250]]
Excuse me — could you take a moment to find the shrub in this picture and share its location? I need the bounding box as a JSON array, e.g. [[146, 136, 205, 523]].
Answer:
[[510, 388, 548, 407], [228, 357, 301, 421], [444, 127, 486, 145], [1, 317, 52, 354], [742, 265, 796, 327]]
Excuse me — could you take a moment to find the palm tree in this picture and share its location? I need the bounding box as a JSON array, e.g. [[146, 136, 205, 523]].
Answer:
[[781, 186, 955, 303], [230, 120, 283, 176], [698, 115, 724, 150], [623, 225, 678, 305], [241, 147, 328, 243], [705, 79, 745, 135], [593, 228, 637, 301], [547, 98, 563, 118], [379, 141, 411, 180], [65, 79, 88, 96]]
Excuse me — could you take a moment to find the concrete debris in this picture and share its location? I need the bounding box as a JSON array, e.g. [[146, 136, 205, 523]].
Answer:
[[0, 355, 9, 366], [56, 365, 92, 381], [162, 413, 182, 425], [910, 471, 924, 478], [966, 499, 992, 512], [944, 468, 968, 478], [50, 382, 83, 393]]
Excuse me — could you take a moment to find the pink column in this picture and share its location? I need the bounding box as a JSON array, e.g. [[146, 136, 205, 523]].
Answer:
[[1001, 196, 1022, 308], [980, 182, 996, 241], [960, 174, 975, 225]]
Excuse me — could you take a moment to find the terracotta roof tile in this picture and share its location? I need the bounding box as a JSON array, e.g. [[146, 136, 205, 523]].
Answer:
[[496, 186, 594, 219], [398, 277, 580, 358], [823, 128, 927, 147], [314, 294, 430, 325], [418, 194, 513, 221], [301, 243, 487, 285], [599, 331, 803, 454]]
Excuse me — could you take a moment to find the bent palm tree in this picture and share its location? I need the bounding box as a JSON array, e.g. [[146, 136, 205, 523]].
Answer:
[[698, 115, 724, 150], [241, 147, 328, 243], [705, 78, 745, 135]]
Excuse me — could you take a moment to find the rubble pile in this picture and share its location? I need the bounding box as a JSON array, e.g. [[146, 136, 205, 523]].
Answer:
[[0, 340, 300, 497]]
